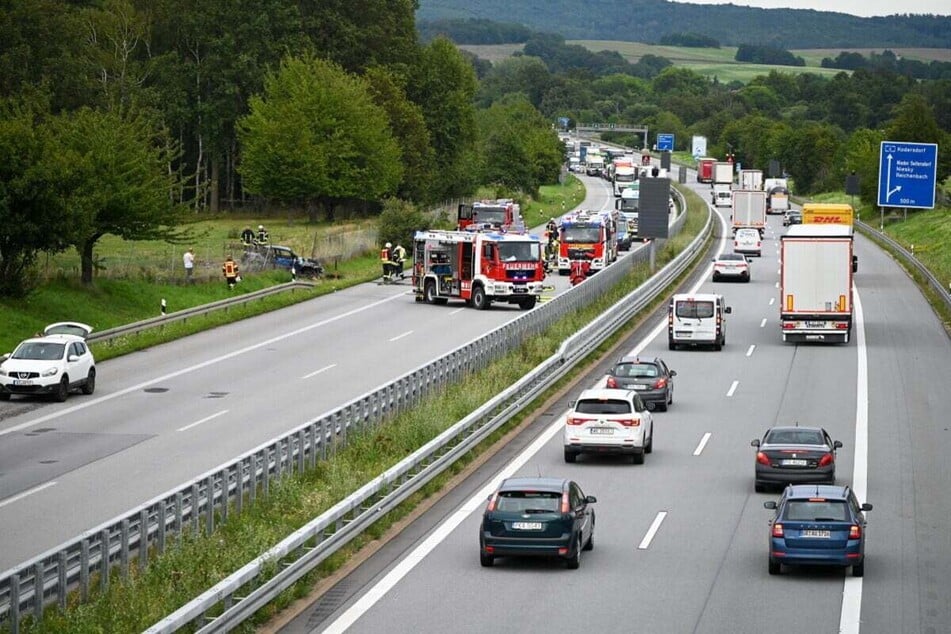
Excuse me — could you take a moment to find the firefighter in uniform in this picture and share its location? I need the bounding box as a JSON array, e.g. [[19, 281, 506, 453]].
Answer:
[[392, 243, 407, 280], [222, 255, 239, 289], [380, 242, 394, 282]]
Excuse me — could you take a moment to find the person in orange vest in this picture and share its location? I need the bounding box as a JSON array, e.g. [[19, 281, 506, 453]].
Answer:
[[380, 242, 394, 282], [222, 255, 239, 289]]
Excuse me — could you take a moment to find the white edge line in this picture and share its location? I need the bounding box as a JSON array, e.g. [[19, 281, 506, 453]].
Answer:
[[301, 364, 337, 380], [769, 298, 775, 306], [746, 344, 756, 357], [693, 432, 712, 456], [0, 293, 407, 438], [760, 318, 767, 328], [177, 409, 229, 433], [389, 331, 413, 343], [637, 511, 668, 549], [449, 308, 466, 316], [0, 481, 57, 509], [839, 288, 867, 634], [321, 412, 568, 634], [726, 380, 739, 397]]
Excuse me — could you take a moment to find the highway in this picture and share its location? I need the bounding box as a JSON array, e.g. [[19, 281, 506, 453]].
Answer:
[[283, 176, 951, 633], [0, 176, 622, 571]]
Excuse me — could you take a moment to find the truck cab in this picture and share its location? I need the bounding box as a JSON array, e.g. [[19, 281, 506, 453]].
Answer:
[[668, 293, 732, 351]]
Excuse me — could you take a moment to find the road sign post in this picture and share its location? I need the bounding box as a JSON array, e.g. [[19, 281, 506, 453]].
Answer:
[[877, 141, 938, 209]]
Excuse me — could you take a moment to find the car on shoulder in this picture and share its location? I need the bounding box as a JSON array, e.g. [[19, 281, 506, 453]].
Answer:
[[605, 355, 675, 411], [733, 228, 762, 257], [712, 252, 750, 283], [480, 476, 596, 569], [764, 484, 872, 576], [783, 210, 803, 226], [0, 322, 96, 402], [751, 425, 842, 492], [563, 388, 653, 464], [241, 245, 324, 279]]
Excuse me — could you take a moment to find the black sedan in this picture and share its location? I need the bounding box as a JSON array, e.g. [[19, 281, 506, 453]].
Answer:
[[605, 355, 675, 411], [751, 426, 842, 492], [480, 477, 596, 569]]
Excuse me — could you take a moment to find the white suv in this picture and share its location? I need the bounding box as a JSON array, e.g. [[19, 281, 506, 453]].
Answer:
[[0, 322, 96, 402], [563, 388, 653, 464]]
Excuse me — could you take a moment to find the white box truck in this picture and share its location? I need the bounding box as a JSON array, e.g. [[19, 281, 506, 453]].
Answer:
[[713, 161, 733, 185], [780, 224, 854, 344], [731, 189, 767, 235], [739, 169, 763, 190]]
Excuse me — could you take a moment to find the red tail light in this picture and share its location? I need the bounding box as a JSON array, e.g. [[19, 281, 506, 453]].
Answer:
[[561, 492, 570, 514], [733, 241, 739, 248], [617, 418, 640, 427], [567, 416, 593, 426], [606, 376, 618, 388], [756, 452, 770, 466], [818, 453, 835, 467], [849, 524, 862, 539], [486, 493, 498, 512], [652, 378, 667, 389], [772, 523, 784, 538]]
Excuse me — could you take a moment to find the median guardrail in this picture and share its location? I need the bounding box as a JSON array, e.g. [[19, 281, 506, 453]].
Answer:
[[0, 191, 701, 633]]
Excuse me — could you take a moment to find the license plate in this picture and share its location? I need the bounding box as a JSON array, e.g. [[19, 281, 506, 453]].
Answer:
[[632, 384, 646, 390], [782, 459, 808, 466], [590, 427, 614, 435], [801, 529, 831, 538], [13, 379, 33, 386], [805, 321, 825, 328], [512, 521, 543, 530], [513, 286, 527, 294]]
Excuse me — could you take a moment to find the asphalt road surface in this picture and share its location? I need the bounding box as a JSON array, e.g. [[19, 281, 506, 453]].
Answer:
[[286, 173, 951, 634]]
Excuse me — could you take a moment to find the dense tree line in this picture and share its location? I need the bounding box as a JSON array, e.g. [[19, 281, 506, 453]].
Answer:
[[659, 33, 720, 48], [822, 50, 951, 81], [417, 0, 951, 48], [418, 18, 533, 44], [735, 45, 805, 67]]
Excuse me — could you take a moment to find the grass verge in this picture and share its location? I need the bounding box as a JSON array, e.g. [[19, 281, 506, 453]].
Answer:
[[14, 186, 708, 633]]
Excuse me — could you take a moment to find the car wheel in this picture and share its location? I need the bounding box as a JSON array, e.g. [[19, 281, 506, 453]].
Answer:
[[54, 376, 69, 402], [768, 558, 781, 575], [656, 399, 668, 412], [424, 280, 437, 304], [632, 451, 645, 465], [714, 340, 722, 351], [754, 482, 767, 493], [565, 537, 581, 569], [471, 285, 489, 310], [852, 561, 864, 577], [81, 368, 96, 395], [480, 551, 494, 567], [583, 529, 594, 552], [668, 338, 676, 351], [712, 273, 720, 282], [645, 428, 653, 454], [0, 393, 10, 401], [519, 296, 536, 310], [564, 449, 577, 464]]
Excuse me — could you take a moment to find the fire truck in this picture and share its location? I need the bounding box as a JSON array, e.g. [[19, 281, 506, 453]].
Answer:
[[456, 199, 524, 233], [411, 229, 545, 310], [556, 209, 619, 276]]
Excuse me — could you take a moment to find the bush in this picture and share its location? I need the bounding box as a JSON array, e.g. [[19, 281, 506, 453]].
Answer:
[[377, 198, 428, 249]]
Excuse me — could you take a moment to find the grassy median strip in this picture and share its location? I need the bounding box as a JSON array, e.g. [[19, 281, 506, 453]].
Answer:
[[17, 187, 703, 634]]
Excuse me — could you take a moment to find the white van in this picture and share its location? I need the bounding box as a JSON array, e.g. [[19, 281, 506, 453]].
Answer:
[[668, 293, 732, 350]]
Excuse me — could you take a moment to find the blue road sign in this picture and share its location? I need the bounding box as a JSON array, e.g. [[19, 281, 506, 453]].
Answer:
[[877, 141, 938, 209], [657, 133, 674, 152]]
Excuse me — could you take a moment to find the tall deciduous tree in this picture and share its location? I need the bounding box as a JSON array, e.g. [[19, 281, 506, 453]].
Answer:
[[238, 55, 402, 221], [52, 107, 186, 285]]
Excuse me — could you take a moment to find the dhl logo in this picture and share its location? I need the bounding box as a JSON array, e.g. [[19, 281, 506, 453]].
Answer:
[[808, 216, 849, 223]]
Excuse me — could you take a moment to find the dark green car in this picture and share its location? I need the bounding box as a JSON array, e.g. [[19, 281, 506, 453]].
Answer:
[[480, 477, 596, 569]]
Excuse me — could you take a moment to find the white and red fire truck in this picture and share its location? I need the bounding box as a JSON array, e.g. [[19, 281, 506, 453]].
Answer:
[[411, 229, 545, 310], [456, 199, 524, 233], [556, 209, 619, 275]]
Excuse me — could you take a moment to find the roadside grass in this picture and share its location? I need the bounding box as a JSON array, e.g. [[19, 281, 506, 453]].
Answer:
[[17, 185, 708, 633], [520, 175, 587, 227]]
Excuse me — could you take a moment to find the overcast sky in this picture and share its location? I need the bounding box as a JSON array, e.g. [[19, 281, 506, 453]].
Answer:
[[679, 0, 950, 17]]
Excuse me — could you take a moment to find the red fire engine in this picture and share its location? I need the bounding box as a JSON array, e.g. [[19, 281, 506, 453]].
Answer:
[[456, 199, 524, 233], [556, 209, 619, 276], [412, 229, 545, 310]]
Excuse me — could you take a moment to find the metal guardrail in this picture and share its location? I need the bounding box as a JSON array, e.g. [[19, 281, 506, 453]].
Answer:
[[0, 192, 700, 633], [855, 219, 951, 312], [87, 281, 316, 345]]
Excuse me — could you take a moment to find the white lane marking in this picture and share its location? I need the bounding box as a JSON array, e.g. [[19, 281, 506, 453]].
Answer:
[[321, 408, 567, 634], [177, 409, 229, 432], [839, 289, 868, 634], [449, 308, 466, 316], [389, 331, 413, 342], [746, 345, 755, 357], [637, 511, 668, 549], [693, 433, 712, 456], [760, 318, 767, 328], [769, 297, 775, 306], [301, 364, 337, 380], [0, 482, 57, 509], [0, 293, 406, 438], [726, 380, 739, 397], [774, 282, 779, 288]]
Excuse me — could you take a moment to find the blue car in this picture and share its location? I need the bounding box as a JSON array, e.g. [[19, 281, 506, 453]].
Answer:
[[764, 484, 872, 576]]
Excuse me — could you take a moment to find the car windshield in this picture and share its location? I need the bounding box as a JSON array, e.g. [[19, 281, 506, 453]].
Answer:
[[498, 241, 540, 262], [472, 207, 507, 225], [613, 363, 658, 378], [562, 226, 602, 243], [783, 500, 849, 522], [496, 491, 561, 513], [675, 300, 714, 319], [765, 430, 825, 445], [12, 342, 65, 361], [575, 399, 633, 414]]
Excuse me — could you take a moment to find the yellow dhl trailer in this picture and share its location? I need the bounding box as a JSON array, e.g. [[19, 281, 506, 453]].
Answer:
[[801, 203, 853, 226]]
